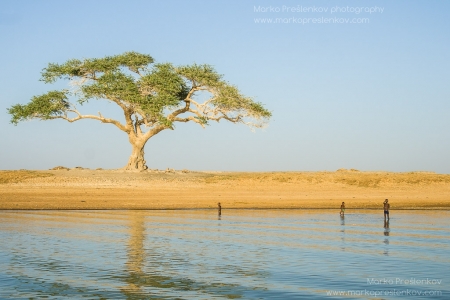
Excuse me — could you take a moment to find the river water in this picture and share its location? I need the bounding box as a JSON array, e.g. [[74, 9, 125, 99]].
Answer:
[[0, 210, 448, 299]]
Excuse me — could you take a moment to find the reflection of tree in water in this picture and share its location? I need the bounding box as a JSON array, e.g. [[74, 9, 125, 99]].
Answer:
[[120, 212, 248, 299], [122, 213, 145, 297]]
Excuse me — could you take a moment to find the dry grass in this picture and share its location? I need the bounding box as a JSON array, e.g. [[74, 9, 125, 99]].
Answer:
[[2, 169, 449, 187], [204, 171, 450, 187], [0, 170, 54, 184]]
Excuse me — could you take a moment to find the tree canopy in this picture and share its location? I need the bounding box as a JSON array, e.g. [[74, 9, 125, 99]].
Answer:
[[8, 52, 272, 170]]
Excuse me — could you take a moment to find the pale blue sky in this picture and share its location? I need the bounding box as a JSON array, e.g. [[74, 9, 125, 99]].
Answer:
[[1, 0, 449, 172]]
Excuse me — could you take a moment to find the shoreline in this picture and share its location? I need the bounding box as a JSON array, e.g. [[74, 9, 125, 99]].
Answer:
[[1, 208, 449, 211], [1, 169, 450, 210]]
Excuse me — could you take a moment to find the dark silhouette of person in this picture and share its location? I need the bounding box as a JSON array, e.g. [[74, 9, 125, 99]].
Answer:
[[383, 199, 390, 221], [218, 202, 222, 217], [340, 202, 345, 216]]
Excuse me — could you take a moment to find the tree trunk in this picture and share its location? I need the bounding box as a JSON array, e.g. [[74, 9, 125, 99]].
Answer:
[[124, 142, 148, 171]]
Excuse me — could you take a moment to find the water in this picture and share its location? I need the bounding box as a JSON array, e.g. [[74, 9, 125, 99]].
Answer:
[[0, 210, 449, 299]]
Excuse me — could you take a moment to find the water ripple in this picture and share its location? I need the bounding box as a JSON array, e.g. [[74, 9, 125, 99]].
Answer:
[[0, 209, 449, 299]]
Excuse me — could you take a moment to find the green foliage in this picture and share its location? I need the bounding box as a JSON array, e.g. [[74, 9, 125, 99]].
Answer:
[[213, 84, 272, 118], [8, 90, 69, 125], [194, 116, 209, 125], [157, 115, 174, 128], [41, 52, 154, 83], [8, 51, 271, 128], [177, 64, 271, 119], [81, 71, 142, 104], [177, 64, 223, 87], [138, 63, 189, 113]]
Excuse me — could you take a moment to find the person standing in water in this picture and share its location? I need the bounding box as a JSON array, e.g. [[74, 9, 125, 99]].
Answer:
[[218, 202, 222, 217], [383, 199, 390, 221], [340, 202, 345, 216]]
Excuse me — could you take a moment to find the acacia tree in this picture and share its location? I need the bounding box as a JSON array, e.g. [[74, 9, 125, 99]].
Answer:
[[8, 52, 271, 170]]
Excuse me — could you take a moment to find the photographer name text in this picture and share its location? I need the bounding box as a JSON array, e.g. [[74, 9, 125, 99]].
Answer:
[[367, 278, 442, 285]]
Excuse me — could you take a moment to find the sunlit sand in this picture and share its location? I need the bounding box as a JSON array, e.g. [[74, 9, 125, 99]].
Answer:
[[1, 169, 449, 210]]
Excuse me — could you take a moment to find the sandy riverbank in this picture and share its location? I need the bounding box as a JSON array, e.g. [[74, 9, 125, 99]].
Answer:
[[1, 169, 449, 210]]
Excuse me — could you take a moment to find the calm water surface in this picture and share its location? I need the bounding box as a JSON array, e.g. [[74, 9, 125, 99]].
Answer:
[[0, 210, 449, 299]]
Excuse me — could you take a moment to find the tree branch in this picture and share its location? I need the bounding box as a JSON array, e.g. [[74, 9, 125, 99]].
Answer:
[[173, 116, 205, 127], [50, 109, 130, 133], [166, 86, 210, 120], [167, 100, 191, 121], [142, 124, 168, 140]]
